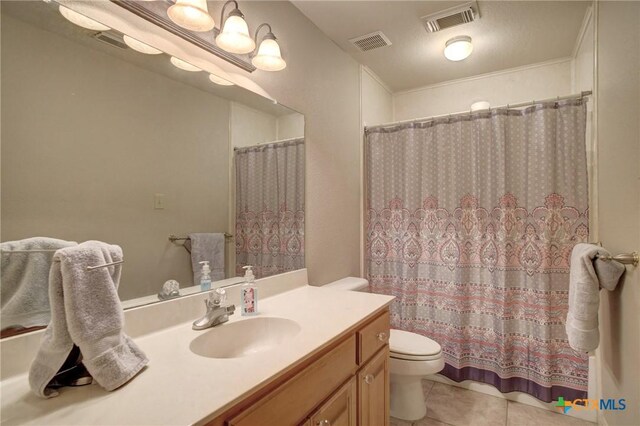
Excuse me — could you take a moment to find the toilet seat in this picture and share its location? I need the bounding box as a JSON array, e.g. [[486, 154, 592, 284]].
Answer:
[[389, 329, 442, 361]]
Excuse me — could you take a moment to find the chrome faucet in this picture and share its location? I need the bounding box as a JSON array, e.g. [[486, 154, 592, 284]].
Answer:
[[192, 288, 235, 330]]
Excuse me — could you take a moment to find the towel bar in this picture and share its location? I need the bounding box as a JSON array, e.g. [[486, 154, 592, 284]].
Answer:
[[86, 260, 125, 271], [169, 233, 233, 241], [597, 251, 639, 267]]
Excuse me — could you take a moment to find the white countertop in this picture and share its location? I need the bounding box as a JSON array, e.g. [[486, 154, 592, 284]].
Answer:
[[0, 286, 394, 425]]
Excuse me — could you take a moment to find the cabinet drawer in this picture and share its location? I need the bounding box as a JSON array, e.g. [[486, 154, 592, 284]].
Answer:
[[357, 311, 390, 365], [308, 377, 356, 426], [227, 334, 357, 426]]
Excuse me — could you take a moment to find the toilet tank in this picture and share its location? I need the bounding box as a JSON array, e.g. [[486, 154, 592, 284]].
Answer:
[[323, 277, 369, 292]]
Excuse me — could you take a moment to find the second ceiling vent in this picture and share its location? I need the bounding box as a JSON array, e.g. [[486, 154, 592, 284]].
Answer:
[[349, 31, 392, 52], [421, 1, 479, 33]]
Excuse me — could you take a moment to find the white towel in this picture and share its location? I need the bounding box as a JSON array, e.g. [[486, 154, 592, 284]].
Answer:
[[1, 237, 76, 330], [566, 243, 626, 353], [188, 233, 225, 284], [29, 241, 148, 398]]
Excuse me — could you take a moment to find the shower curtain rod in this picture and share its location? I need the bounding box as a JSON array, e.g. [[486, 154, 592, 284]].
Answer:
[[258, 136, 304, 145], [367, 90, 593, 131]]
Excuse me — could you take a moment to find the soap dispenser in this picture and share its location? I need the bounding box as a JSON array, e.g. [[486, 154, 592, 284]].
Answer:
[[240, 265, 257, 316], [199, 261, 212, 291]]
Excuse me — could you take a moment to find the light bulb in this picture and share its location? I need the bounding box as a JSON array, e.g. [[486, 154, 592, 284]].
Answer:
[[59, 5, 110, 31], [167, 0, 215, 32], [216, 13, 255, 54], [209, 74, 234, 86], [252, 38, 286, 71], [170, 57, 201, 72], [444, 36, 473, 61], [123, 35, 162, 55]]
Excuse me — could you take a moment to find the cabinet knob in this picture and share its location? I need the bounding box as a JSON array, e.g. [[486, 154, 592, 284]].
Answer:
[[364, 374, 374, 384], [377, 332, 387, 342], [317, 420, 331, 426]]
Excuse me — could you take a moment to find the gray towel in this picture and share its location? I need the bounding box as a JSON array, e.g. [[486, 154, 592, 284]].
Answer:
[[1, 237, 76, 330], [566, 243, 626, 353], [29, 241, 148, 398], [188, 233, 225, 284]]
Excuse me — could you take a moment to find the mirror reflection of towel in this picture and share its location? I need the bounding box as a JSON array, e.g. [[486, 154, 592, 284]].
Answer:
[[188, 233, 225, 285], [1, 237, 76, 330]]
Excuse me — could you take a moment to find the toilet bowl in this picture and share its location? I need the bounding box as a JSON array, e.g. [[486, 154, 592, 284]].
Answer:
[[324, 277, 445, 421]]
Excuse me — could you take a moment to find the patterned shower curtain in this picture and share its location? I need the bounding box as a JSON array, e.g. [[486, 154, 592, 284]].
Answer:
[[235, 139, 305, 278], [365, 99, 589, 402]]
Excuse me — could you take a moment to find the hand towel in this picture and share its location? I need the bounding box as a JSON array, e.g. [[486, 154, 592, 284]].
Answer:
[[188, 233, 225, 284], [566, 243, 626, 353], [1, 237, 76, 330], [29, 241, 148, 398]]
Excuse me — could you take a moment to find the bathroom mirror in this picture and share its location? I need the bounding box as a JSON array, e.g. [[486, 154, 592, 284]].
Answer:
[[0, 1, 305, 337]]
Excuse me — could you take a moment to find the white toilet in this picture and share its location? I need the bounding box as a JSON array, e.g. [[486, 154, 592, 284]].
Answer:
[[324, 278, 445, 421]]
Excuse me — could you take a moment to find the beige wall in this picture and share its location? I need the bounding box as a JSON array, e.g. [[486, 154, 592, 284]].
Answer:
[[230, 102, 277, 148], [596, 2, 640, 425], [361, 67, 393, 127], [1, 15, 231, 301], [393, 59, 573, 121], [276, 113, 305, 141]]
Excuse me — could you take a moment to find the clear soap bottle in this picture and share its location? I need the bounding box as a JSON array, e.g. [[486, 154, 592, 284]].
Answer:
[[199, 261, 212, 291], [240, 265, 257, 316]]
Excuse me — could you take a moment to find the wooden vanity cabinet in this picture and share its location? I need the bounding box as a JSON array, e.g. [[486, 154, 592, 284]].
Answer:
[[209, 310, 390, 426]]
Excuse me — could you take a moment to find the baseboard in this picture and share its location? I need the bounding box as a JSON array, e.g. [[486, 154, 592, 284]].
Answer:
[[427, 375, 597, 423]]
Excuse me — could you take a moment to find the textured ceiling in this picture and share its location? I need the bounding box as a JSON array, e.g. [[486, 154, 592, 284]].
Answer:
[[292, 1, 591, 92]]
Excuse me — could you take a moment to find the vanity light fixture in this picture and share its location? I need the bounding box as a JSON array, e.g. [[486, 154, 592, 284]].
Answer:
[[170, 56, 201, 72], [167, 0, 215, 32], [444, 35, 473, 61], [215, 1, 255, 55], [123, 35, 162, 55], [251, 24, 287, 72], [209, 73, 234, 86], [59, 5, 111, 31]]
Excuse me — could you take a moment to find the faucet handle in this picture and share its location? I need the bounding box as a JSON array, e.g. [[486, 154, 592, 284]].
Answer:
[[209, 288, 226, 307]]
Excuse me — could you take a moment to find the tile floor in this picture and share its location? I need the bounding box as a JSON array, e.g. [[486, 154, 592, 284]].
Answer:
[[390, 381, 595, 426]]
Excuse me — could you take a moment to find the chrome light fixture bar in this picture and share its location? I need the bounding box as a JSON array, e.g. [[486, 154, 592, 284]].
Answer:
[[111, 0, 287, 72]]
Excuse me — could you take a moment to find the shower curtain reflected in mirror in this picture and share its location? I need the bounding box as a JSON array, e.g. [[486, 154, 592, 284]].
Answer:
[[365, 99, 589, 402], [235, 139, 305, 279]]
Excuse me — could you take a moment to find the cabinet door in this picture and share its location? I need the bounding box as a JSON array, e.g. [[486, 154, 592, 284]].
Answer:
[[309, 377, 357, 426], [227, 335, 357, 426], [357, 346, 389, 426]]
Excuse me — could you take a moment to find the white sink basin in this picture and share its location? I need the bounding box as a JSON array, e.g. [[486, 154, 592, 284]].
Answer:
[[189, 317, 301, 359]]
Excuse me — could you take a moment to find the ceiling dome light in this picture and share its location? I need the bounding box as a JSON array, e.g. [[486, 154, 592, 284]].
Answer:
[[444, 36, 473, 61], [209, 73, 234, 86], [216, 5, 255, 54], [167, 0, 215, 32], [251, 24, 286, 72], [471, 101, 490, 111], [170, 57, 201, 72], [59, 5, 110, 31], [123, 35, 162, 55]]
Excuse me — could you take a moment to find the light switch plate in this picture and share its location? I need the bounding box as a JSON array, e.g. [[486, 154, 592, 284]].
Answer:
[[154, 193, 165, 210]]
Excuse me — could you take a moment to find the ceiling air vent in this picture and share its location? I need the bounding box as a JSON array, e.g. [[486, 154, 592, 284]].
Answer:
[[349, 31, 392, 52], [93, 31, 128, 50], [421, 1, 479, 33]]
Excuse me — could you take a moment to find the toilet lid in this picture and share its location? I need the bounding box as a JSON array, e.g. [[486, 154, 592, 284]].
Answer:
[[389, 329, 442, 358]]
